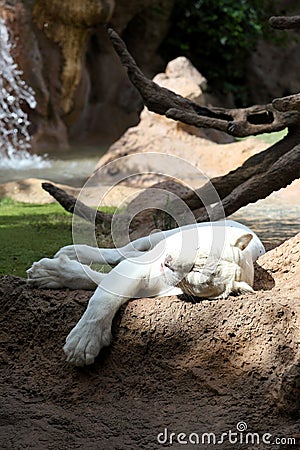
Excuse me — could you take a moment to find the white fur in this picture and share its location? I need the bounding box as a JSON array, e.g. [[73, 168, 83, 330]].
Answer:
[[27, 220, 265, 366]]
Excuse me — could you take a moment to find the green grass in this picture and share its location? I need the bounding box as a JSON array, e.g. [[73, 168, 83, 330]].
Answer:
[[0, 198, 73, 277]]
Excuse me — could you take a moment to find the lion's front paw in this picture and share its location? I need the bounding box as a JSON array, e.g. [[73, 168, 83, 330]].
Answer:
[[27, 255, 85, 289], [27, 256, 70, 289], [63, 314, 112, 366]]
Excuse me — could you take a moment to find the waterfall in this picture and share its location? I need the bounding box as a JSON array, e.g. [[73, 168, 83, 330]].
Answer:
[[0, 16, 50, 169]]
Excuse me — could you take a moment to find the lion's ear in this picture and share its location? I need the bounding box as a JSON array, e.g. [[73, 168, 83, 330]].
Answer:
[[233, 233, 253, 251]]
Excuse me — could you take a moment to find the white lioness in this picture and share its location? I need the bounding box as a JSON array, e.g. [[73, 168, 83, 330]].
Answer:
[[27, 220, 265, 366]]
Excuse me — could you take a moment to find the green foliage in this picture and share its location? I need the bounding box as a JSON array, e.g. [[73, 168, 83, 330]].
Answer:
[[161, 0, 272, 105], [252, 128, 288, 144], [236, 127, 288, 143]]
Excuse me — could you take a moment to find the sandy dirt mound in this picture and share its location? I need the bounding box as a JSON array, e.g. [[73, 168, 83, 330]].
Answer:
[[0, 235, 299, 449]]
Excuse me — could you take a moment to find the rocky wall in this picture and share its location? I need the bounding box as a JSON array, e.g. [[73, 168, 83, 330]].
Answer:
[[2, 0, 300, 152]]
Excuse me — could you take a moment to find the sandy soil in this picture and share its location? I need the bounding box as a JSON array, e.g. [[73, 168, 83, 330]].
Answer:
[[0, 235, 299, 449]]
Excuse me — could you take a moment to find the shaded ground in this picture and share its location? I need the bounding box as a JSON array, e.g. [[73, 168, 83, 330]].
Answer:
[[0, 235, 299, 449]]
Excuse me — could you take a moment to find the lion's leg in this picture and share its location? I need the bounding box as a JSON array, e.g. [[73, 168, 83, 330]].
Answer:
[[63, 245, 181, 366], [27, 255, 106, 290], [54, 244, 135, 265], [54, 228, 177, 265]]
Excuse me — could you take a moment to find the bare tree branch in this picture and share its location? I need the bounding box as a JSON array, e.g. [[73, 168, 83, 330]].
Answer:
[[194, 144, 300, 222], [166, 107, 298, 137], [182, 126, 300, 208], [107, 28, 300, 137], [106, 29, 224, 119], [269, 15, 300, 30], [41, 131, 300, 238], [42, 183, 112, 228], [273, 93, 300, 112]]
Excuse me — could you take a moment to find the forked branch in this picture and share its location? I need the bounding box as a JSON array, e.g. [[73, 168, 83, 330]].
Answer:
[[107, 28, 300, 137]]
